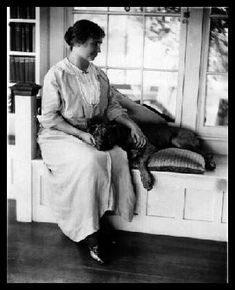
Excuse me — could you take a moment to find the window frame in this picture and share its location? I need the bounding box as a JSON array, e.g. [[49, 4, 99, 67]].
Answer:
[[197, 7, 228, 139], [67, 7, 228, 155]]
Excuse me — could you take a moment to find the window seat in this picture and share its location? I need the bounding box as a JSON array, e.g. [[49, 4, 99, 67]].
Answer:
[[30, 153, 227, 242], [108, 154, 227, 242]]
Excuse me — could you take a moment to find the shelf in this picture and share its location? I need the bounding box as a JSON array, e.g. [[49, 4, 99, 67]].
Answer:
[[9, 82, 15, 85], [7, 7, 39, 112], [9, 19, 36, 23], [10, 51, 36, 56]]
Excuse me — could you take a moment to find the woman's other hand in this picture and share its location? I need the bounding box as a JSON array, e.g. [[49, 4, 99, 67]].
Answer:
[[79, 132, 96, 146]]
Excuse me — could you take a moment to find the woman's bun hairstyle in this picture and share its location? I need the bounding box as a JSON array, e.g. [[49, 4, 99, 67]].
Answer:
[[64, 26, 74, 46], [64, 20, 105, 50]]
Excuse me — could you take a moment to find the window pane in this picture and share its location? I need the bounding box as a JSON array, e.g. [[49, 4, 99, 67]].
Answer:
[[74, 7, 107, 11], [109, 7, 144, 12], [73, 14, 107, 66], [208, 18, 228, 73], [143, 71, 177, 119], [205, 74, 228, 126], [107, 69, 142, 102], [144, 16, 180, 69], [145, 7, 181, 13], [108, 15, 143, 68]]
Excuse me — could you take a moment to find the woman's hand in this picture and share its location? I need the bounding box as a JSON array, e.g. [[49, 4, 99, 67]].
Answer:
[[130, 124, 147, 149], [114, 115, 147, 149], [79, 131, 96, 146]]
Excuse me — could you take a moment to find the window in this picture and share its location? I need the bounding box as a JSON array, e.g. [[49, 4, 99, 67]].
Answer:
[[71, 7, 228, 154], [197, 7, 228, 139], [73, 7, 185, 121]]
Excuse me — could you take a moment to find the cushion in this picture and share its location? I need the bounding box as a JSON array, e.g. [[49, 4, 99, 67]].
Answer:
[[131, 148, 205, 174]]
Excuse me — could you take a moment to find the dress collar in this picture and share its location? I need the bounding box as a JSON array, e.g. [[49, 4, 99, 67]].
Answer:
[[65, 57, 91, 75], [56, 58, 105, 81]]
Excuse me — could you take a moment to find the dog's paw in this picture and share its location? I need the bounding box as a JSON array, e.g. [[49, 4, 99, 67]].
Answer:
[[205, 160, 216, 171], [144, 183, 153, 191], [141, 173, 154, 191]]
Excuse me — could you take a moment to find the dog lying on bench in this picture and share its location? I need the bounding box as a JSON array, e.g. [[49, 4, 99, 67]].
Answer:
[[87, 116, 216, 191]]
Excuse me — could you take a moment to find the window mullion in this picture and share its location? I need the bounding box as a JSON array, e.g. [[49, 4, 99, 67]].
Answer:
[[105, 13, 109, 74], [140, 14, 146, 105], [197, 8, 210, 134], [181, 8, 204, 131], [175, 7, 189, 126]]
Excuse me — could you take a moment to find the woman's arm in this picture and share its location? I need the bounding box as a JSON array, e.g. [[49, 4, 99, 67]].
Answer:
[[38, 69, 96, 146], [110, 85, 167, 125]]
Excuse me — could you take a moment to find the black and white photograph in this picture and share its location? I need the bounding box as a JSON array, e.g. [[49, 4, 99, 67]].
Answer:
[[7, 6, 228, 283]]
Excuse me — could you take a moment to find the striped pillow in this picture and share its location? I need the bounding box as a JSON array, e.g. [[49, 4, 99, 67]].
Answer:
[[131, 148, 205, 174]]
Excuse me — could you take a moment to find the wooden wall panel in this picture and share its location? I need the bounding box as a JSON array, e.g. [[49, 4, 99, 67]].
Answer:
[[184, 188, 215, 222], [147, 185, 182, 218]]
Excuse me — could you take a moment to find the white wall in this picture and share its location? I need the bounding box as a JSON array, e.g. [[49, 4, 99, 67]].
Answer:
[[39, 7, 68, 86]]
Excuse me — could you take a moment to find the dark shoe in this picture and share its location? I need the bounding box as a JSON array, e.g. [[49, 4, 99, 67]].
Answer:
[[85, 233, 105, 265], [88, 245, 105, 265]]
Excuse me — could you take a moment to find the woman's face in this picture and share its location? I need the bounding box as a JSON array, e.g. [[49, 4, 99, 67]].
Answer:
[[77, 37, 103, 61]]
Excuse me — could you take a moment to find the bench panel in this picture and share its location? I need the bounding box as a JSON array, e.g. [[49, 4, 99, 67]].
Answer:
[[32, 160, 56, 223], [184, 188, 217, 222], [147, 184, 182, 218]]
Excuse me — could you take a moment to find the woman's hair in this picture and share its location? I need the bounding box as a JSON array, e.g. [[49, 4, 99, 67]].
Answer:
[[64, 19, 105, 50]]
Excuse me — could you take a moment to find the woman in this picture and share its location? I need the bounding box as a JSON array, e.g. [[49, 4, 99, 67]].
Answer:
[[37, 19, 147, 264]]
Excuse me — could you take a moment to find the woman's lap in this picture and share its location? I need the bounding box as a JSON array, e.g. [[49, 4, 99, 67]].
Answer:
[[38, 129, 113, 171]]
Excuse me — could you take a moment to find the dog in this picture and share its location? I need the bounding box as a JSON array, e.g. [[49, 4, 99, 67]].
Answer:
[[87, 116, 216, 191]]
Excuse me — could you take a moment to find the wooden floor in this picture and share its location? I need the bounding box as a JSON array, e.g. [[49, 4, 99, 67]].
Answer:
[[7, 199, 227, 283]]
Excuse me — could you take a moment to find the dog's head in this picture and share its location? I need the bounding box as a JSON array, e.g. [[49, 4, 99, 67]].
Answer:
[[171, 128, 200, 150], [88, 120, 118, 151]]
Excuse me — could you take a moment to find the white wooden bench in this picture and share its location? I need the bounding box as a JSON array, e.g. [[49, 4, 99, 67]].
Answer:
[[11, 83, 228, 242]]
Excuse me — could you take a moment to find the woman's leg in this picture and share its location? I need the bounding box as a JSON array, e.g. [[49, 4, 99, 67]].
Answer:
[[38, 132, 135, 264]]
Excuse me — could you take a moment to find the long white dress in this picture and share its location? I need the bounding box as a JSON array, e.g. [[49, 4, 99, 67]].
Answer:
[[37, 58, 136, 242]]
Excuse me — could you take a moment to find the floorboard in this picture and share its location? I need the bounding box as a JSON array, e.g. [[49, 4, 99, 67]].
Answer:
[[7, 199, 227, 283]]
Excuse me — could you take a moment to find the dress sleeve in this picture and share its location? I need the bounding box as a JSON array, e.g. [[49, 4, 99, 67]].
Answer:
[[98, 70, 128, 121], [37, 68, 65, 129]]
